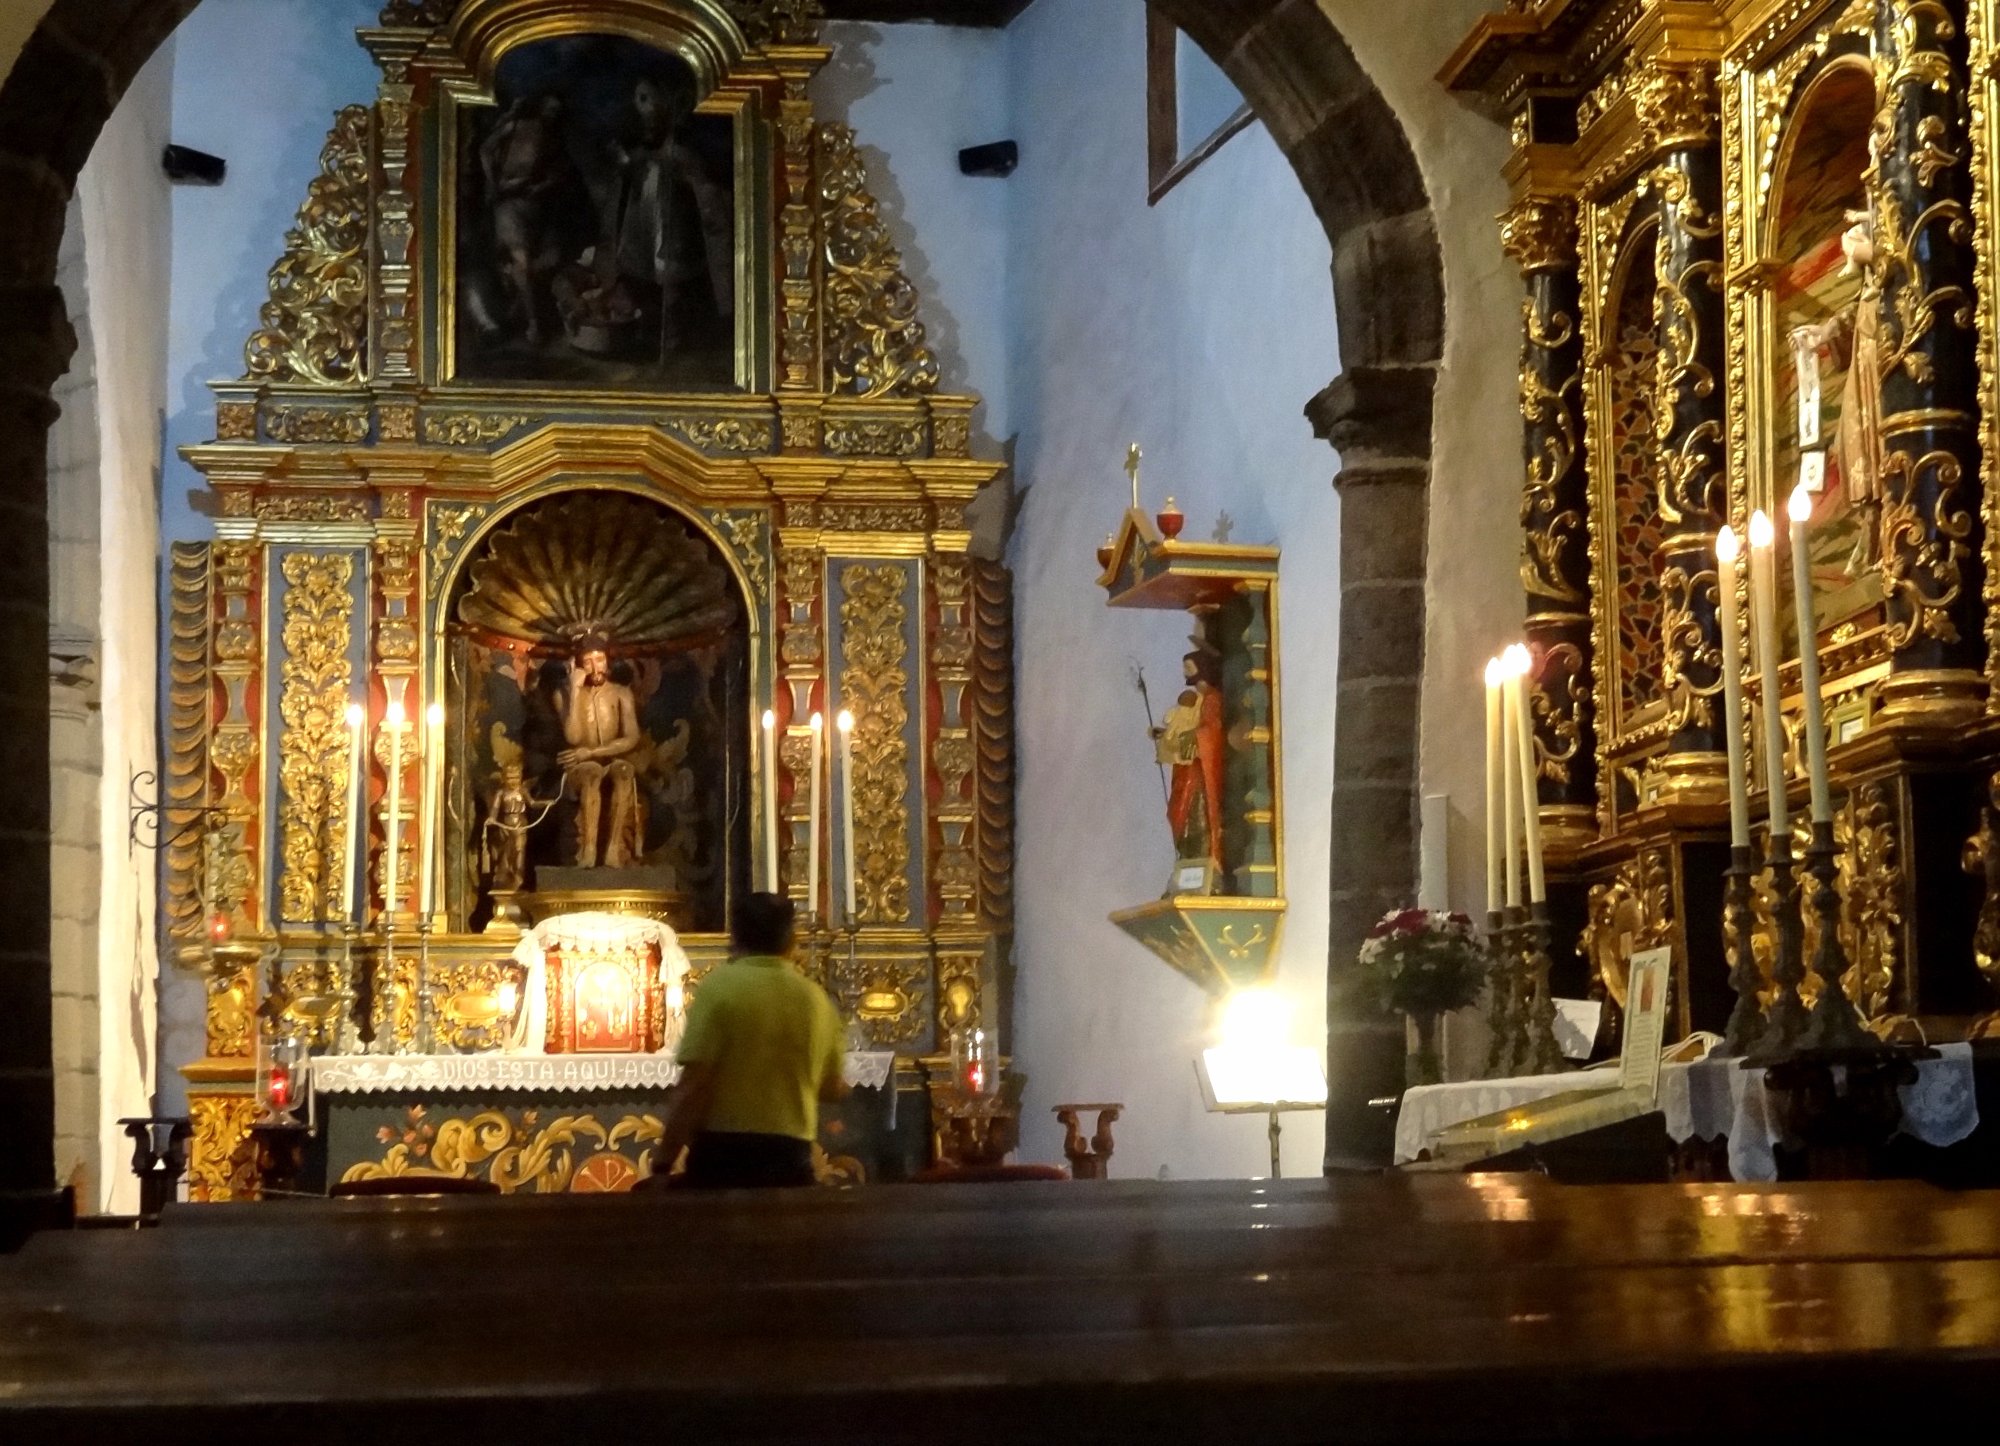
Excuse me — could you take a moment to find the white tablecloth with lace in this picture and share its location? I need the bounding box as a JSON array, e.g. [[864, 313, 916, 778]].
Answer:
[[1395, 1043, 1979, 1181], [311, 1050, 899, 1095]]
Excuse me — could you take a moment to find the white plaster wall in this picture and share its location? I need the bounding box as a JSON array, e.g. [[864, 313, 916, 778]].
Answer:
[[156, 0, 383, 1113], [816, 21, 1012, 446], [83, 39, 174, 1213], [49, 192, 104, 1204], [46, 38, 175, 1213], [1001, 0, 1340, 1178]]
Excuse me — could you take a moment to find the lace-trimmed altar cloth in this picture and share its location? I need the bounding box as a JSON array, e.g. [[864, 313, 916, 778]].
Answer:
[[1396, 1043, 1979, 1181], [311, 1050, 899, 1095]]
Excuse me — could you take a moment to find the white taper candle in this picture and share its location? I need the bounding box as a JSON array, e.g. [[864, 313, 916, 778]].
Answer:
[[1484, 657, 1505, 915], [1748, 510, 1791, 843], [1714, 526, 1752, 848], [1787, 486, 1834, 824], [837, 709, 857, 921]]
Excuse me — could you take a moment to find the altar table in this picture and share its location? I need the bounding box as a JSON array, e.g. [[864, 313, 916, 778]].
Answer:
[[309, 1051, 915, 1193], [1395, 1043, 1979, 1181]]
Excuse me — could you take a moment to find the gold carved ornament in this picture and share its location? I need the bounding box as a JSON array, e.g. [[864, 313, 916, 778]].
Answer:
[[1964, 772, 2000, 1014], [187, 1094, 262, 1202], [344, 1109, 663, 1194], [422, 413, 528, 446], [838, 563, 913, 924], [1580, 846, 1672, 1011], [722, 0, 824, 47], [1500, 196, 1578, 275], [244, 105, 371, 386], [1530, 641, 1588, 788], [1825, 783, 1902, 1022], [1632, 64, 1721, 152], [664, 417, 775, 454], [276, 553, 356, 926], [972, 561, 1015, 930], [819, 124, 940, 399], [164, 544, 213, 939], [1517, 299, 1587, 607], [1879, 448, 1973, 648], [1656, 562, 1722, 736], [1648, 167, 1725, 526]]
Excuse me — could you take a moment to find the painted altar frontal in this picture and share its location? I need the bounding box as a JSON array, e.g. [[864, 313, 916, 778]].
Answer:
[[166, 0, 1014, 1198]]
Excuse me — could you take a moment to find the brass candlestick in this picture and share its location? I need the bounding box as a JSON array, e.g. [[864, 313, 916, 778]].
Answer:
[[1754, 829, 1808, 1059], [1523, 901, 1564, 1074], [338, 920, 362, 1055], [414, 915, 436, 1055], [1483, 907, 1517, 1078], [1718, 843, 1763, 1057], [1799, 818, 1875, 1052]]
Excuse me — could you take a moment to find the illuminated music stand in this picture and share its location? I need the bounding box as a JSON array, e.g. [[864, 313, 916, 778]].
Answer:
[[1195, 1045, 1328, 1179]]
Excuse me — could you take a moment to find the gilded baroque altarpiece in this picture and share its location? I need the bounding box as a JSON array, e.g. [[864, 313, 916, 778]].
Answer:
[[169, 0, 1013, 1197], [1448, 0, 2000, 1043]]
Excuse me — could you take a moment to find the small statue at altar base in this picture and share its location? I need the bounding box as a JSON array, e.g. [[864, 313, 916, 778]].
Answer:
[[481, 760, 533, 893], [1152, 648, 1226, 882], [559, 632, 644, 868]]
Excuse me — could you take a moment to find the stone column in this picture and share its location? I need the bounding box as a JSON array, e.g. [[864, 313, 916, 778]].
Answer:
[[1308, 364, 1434, 1170], [1634, 63, 1731, 791], [1871, 0, 1986, 722], [1502, 196, 1596, 848]]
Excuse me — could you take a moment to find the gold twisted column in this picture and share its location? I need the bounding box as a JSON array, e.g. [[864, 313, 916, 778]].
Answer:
[[1503, 196, 1595, 854], [1635, 63, 1731, 798], [1872, 0, 1987, 723]]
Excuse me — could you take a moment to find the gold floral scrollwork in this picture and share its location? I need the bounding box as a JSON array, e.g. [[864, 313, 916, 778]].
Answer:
[[722, 0, 824, 47], [1963, 773, 2000, 1004], [1518, 299, 1585, 606], [205, 962, 255, 1059], [1531, 642, 1588, 786], [345, 1109, 664, 1194], [187, 1093, 261, 1202], [972, 561, 1015, 929], [276, 553, 356, 925], [1879, 448, 1971, 648], [1632, 64, 1720, 151], [819, 124, 940, 399], [718, 513, 772, 606], [263, 407, 371, 445], [934, 414, 972, 457], [1580, 846, 1673, 1010], [244, 105, 371, 385], [822, 502, 929, 532], [664, 417, 775, 454], [1829, 782, 1902, 1021], [422, 412, 529, 446], [1657, 563, 1722, 732], [839, 563, 913, 924], [428, 502, 488, 580], [825, 419, 926, 458], [215, 402, 256, 441]]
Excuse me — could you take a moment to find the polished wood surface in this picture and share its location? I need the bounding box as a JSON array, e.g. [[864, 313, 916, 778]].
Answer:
[[5, 1176, 2000, 1442]]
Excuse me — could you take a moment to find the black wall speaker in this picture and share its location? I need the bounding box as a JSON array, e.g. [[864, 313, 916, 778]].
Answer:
[[958, 140, 1018, 178], [162, 144, 226, 186]]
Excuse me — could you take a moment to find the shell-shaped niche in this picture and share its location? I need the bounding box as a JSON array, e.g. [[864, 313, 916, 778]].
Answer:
[[457, 491, 737, 649]]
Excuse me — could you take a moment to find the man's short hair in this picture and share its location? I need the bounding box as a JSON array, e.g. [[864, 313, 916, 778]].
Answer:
[[731, 892, 796, 956], [575, 631, 611, 661]]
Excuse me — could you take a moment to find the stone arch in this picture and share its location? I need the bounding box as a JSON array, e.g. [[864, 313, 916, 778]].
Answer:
[[1151, 0, 1444, 1169], [0, 0, 1445, 1195]]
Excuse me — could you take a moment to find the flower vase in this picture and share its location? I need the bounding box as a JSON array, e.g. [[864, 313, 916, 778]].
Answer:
[[1405, 1010, 1443, 1088]]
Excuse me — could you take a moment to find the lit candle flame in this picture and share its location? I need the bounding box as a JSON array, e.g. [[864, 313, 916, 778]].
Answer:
[[386, 699, 406, 726], [346, 702, 364, 727], [426, 701, 444, 727], [1484, 656, 1505, 688], [1504, 641, 1532, 677], [761, 708, 775, 729], [1716, 524, 1740, 563], [1788, 483, 1813, 524], [837, 710, 855, 734], [1749, 509, 1775, 550], [810, 711, 824, 731]]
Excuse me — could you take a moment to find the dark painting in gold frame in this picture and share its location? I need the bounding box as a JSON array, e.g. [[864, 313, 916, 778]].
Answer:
[[450, 33, 740, 391]]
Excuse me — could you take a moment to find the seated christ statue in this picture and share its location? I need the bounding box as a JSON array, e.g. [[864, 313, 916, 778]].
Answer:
[[559, 632, 644, 868]]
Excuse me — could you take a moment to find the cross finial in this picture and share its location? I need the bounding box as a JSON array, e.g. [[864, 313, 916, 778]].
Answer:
[[1124, 443, 1142, 513]]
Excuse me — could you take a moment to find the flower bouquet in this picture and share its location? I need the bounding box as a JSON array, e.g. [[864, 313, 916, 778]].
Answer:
[[1356, 908, 1491, 1087]]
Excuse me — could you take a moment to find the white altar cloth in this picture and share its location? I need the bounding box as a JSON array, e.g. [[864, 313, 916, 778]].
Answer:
[[311, 1050, 900, 1096], [1395, 1043, 1979, 1181]]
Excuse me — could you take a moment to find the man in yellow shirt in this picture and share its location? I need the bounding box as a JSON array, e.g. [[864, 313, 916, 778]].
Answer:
[[653, 893, 848, 1188]]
